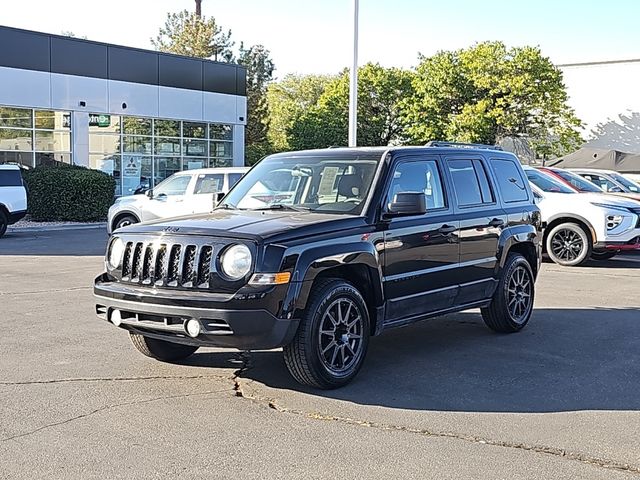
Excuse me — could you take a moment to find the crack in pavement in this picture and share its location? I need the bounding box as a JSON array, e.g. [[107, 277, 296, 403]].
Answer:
[[232, 354, 640, 476], [0, 373, 232, 386], [1, 388, 232, 443], [0, 286, 91, 296]]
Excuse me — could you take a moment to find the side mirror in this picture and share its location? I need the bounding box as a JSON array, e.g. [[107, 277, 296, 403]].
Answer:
[[386, 192, 427, 217], [146, 189, 154, 199]]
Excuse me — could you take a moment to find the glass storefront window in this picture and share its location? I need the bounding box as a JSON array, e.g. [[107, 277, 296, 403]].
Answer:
[[35, 131, 71, 153], [154, 157, 181, 186], [0, 128, 33, 151], [183, 122, 206, 139], [155, 138, 181, 156], [210, 141, 233, 158], [209, 157, 233, 168], [35, 153, 72, 167], [183, 138, 207, 157], [184, 158, 206, 170], [123, 136, 152, 154], [0, 107, 32, 128], [122, 117, 150, 136], [121, 154, 152, 196], [0, 151, 33, 168], [209, 124, 233, 140], [154, 119, 180, 137], [89, 134, 120, 155]]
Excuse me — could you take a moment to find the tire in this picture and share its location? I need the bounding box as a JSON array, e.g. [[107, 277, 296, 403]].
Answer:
[[481, 253, 535, 333], [591, 250, 617, 261], [546, 222, 592, 266], [113, 214, 139, 231], [283, 279, 370, 389], [0, 210, 7, 238], [129, 332, 198, 362]]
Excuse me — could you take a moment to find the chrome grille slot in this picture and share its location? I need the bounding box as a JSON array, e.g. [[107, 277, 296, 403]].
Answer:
[[154, 244, 168, 285], [181, 246, 198, 287], [197, 246, 213, 287], [167, 245, 182, 286], [130, 242, 144, 282], [121, 242, 133, 278], [141, 244, 154, 284]]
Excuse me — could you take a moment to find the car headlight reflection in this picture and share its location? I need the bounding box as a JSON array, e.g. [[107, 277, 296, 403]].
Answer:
[[107, 237, 125, 270], [220, 244, 252, 280]]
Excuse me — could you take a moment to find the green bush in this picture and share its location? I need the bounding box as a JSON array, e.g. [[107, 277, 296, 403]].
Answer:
[[23, 164, 115, 222]]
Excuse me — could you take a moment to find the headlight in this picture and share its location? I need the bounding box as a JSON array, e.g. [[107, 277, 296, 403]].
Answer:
[[590, 202, 632, 213], [606, 214, 624, 230], [107, 237, 125, 269], [220, 244, 252, 280]]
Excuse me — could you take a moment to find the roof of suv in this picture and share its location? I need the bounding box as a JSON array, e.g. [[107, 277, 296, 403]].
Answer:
[[0, 164, 21, 171], [268, 144, 507, 159], [174, 167, 249, 176], [567, 168, 618, 175]]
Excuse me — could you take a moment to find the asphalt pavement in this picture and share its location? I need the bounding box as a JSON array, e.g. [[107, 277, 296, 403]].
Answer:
[[1, 228, 639, 479]]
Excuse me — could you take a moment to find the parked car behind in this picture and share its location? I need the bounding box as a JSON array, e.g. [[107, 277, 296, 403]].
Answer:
[[107, 167, 249, 233], [524, 167, 640, 264], [0, 164, 27, 238], [569, 168, 640, 201], [537, 167, 604, 194]]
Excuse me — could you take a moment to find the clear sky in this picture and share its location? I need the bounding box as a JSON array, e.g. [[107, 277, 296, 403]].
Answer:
[[2, 0, 640, 78]]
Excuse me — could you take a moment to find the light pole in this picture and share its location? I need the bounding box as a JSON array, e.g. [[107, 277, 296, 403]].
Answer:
[[348, 0, 359, 147], [195, 0, 202, 17]]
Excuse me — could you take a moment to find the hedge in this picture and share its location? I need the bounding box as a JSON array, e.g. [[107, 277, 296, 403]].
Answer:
[[23, 164, 116, 222]]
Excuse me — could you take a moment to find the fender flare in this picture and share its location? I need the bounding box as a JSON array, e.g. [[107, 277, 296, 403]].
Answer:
[[544, 213, 597, 244], [496, 224, 541, 272]]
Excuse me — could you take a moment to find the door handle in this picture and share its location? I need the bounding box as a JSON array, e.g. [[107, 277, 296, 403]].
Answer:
[[438, 224, 457, 234], [489, 218, 504, 227]]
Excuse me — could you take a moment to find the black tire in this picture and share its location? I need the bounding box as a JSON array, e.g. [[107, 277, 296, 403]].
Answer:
[[113, 214, 139, 231], [0, 210, 7, 238], [546, 222, 592, 266], [129, 332, 198, 362], [283, 279, 370, 389], [591, 250, 617, 261], [481, 253, 535, 333]]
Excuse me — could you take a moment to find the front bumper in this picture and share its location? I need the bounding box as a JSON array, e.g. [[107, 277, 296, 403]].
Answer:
[[594, 235, 640, 251], [94, 281, 300, 350]]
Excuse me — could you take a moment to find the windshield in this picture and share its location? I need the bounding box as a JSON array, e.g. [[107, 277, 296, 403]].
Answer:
[[526, 169, 575, 194], [610, 172, 640, 193], [220, 153, 382, 214], [551, 169, 602, 193]]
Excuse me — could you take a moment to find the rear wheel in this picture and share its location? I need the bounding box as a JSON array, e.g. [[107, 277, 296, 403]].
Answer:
[[0, 210, 7, 238], [546, 222, 592, 266], [481, 253, 535, 333], [283, 279, 370, 389], [113, 214, 138, 231], [591, 250, 617, 261], [129, 332, 198, 362]]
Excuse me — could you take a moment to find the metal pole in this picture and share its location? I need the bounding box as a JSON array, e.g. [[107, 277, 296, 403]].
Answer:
[[348, 0, 359, 147]]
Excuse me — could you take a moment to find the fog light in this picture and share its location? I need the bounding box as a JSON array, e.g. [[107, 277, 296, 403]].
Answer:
[[111, 309, 122, 327], [186, 319, 201, 338]]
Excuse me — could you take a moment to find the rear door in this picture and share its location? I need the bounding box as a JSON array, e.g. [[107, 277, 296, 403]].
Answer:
[[188, 173, 225, 214], [444, 156, 505, 305], [382, 155, 460, 325]]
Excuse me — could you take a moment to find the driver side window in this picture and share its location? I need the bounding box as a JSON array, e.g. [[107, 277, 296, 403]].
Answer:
[[387, 160, 446, 210], [154, 175, 192, 196]]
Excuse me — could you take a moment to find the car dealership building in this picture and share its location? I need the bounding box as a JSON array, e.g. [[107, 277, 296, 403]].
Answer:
[[0, 25, 247, 196]]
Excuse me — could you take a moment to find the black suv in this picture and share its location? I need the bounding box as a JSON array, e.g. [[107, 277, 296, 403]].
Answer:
[[95, 144, 542, 388]]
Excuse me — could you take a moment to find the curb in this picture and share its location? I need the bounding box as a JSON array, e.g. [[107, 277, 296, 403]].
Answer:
[[7, 223, 107, 233]]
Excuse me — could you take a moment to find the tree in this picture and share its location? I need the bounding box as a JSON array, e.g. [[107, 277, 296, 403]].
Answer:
[[151, 10, 233, 62], [237, 44, 275, 164], [402, 41, 583, 158], [266, 74, 336, 151], [287, 63, 415, 150]]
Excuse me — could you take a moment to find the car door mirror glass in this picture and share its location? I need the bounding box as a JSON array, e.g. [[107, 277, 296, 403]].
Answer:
[[386, 192, 427, 217]]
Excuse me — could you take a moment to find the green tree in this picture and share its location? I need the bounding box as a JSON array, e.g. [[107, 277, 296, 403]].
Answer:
[[238, 44, 275, 165], [403, 41, 583, 158], [151, 10, 234, 62], [266, 74, 335, 151], [287, 63, 414, 150]]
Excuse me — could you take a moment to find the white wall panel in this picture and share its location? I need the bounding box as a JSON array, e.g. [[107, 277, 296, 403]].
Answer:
[[235, 96, 247, 125], [51, 73, 108, 112], [233, 124, 245, 167], [204, 91, 239, 124], [0, 66, 51, 108], [108, 80, 159, 118], [159, 86, 202, 121]]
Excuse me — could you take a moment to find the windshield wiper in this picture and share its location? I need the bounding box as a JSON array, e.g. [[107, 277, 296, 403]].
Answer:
[[251, 204, 308, 212], [216, 203, 237, 210]]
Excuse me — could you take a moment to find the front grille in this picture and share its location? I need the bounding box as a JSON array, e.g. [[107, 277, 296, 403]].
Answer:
[[121, 241, 215, 289]]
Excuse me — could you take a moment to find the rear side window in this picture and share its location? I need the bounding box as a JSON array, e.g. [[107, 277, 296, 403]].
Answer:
[[0, 169, 23, 187], [446, 159, 494, 207], [194, 174, 224, 194], [490, 159, 529, 203]]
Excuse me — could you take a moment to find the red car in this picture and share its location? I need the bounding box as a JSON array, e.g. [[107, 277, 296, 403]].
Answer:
[[537, 167, 604, 193]]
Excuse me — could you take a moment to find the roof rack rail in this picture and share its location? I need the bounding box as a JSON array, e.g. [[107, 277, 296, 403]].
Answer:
[[425, 141, 503, 151]]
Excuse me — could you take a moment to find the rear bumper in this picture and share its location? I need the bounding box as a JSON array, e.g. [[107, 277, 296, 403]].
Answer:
[[94, 282, 300, 350], [8, 210, 26, 225]]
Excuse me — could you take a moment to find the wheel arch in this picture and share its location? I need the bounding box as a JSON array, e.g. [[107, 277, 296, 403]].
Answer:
[[543, 215, 596, 251], [111, 211, 140, 232], [498, 225, 541, 278]]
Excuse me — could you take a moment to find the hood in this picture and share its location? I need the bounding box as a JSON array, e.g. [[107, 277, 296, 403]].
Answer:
[[578, 192, 640, 208], [113, 194, 146, 206], [117, 209, 369, 242]]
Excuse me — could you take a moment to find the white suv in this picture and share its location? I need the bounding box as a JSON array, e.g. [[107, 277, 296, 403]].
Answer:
[[524, 167, 640, 265], [107, 167, 248, 233], [0, 164, 27, 238]]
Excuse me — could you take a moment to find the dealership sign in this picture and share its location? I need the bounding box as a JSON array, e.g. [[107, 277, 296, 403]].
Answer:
[[62, 114, 111, 128]]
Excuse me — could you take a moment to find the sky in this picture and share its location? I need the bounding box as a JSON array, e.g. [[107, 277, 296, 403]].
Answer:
[[2, 0, 640, 79]]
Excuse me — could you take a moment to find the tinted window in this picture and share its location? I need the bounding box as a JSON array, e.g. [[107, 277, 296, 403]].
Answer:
[[154, 174, 191, 196], [387, 160, 445, 210], [228, 173, 243, 188], [194, 174, 224, 194], [447, 159, 492, 206], [610, 172, 640, 193], [581, 174, 619, 193], [525, 169, 575, 193], [551, 169, 601, 193], [0, 169, 23, 187], [490, 159, 529, 202]]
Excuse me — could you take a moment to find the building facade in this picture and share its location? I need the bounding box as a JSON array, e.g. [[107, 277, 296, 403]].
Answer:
[[0, 26, 247, 196]]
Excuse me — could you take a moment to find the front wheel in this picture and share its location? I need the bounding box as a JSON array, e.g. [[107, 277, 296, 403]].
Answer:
[[546, 222, 592, 266], [481, 253, 535, 333], [113, 214, 139, 231], [0, 210, 7, 238], [591, 250, 617, 261], [283, 279, 370, 389], [129, 332, 198, 362]]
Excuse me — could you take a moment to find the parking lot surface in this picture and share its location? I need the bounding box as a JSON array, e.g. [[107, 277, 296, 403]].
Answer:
[[1, 228, 639, 479]]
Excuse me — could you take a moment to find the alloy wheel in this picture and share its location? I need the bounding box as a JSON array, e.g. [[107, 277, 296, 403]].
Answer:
[[317, 298, 365, 374], [550, 228, 584, 262], [507, 266, 532, 323]]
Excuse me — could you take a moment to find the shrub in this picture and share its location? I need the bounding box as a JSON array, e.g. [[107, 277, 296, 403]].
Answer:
[[23, 164, 115, 222]]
